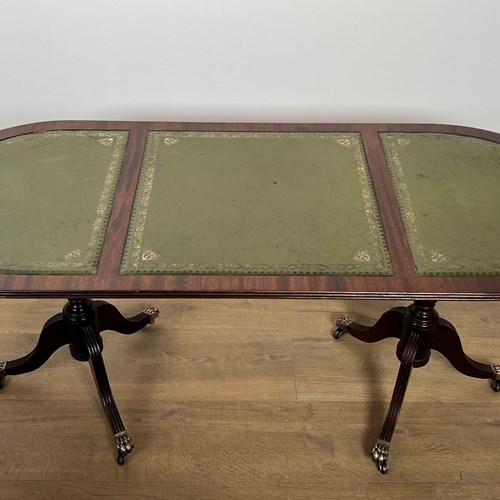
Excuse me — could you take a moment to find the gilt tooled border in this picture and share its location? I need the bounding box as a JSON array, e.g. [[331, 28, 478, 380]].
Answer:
[[0, 131, 129, 275], [121, 131, 393, 275], [381, 132, 500, 276], [120, 131, 161, 273]]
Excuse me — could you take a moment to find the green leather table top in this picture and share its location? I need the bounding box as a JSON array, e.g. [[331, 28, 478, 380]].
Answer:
[[0, 131, 128, 274], [121, 132, 392, 276], [1, 121, 499, 299], [381, 133, 500, 276]]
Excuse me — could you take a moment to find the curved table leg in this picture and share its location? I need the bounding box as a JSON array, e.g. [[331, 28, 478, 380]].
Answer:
[[372, 329, 420, 474], [432, 318, 500, 390], [333, 307, 406, 343], [0, 315, 71, 387], [82, 324, 133, 465], [95, 300, 159, 335]]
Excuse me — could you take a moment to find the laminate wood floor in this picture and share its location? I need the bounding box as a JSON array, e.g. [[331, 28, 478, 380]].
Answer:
[[0, 298, 499, 499]]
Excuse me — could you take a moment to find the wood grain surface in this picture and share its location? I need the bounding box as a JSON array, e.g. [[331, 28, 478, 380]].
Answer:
[[0, 298, 499, 499]]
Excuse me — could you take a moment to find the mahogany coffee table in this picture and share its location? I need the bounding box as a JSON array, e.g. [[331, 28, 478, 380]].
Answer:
[[0, 120, 499, 472]]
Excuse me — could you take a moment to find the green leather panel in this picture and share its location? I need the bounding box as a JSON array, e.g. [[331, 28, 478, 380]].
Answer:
[[381, 133, 500, 276], [0, 131, 128, 274], [121, 132, 392, 275]]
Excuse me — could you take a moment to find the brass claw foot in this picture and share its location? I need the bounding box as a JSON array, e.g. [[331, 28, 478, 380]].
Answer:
[[0, 361, 6, 389], [144, 307, 160, 324], [371, 439, 390, 474], [115, 430, 134, 465], [333, 316, 353, 339], [491, 365, 500, 392]]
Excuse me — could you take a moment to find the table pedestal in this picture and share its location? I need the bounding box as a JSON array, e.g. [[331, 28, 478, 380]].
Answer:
[[334, 301, 500, 474], [0, 299, 159, 465]]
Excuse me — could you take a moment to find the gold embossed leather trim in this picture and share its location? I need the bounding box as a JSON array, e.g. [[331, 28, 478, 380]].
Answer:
[[121, 131, 393, 276], [0, 131, 129, 274]]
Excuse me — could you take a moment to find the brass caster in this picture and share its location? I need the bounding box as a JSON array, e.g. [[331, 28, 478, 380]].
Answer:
[[0, 361, 6, 389], [491, 365, 500, 392], [115, 430, 134, 465], [371, 439, 390, 474], [144, 307, 160, 324], [333, 316, 353, 339]]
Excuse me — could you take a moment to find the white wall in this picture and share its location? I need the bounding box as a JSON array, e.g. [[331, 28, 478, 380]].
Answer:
[[1, 0, 499, 132]]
